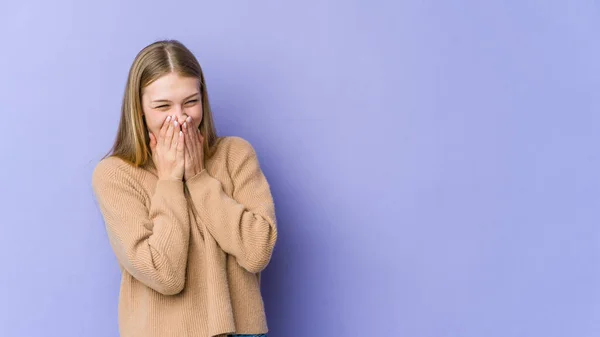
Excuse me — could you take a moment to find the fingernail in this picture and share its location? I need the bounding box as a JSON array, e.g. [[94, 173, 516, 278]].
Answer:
[[183, 122, 187, 129], [167, 116, 171, 122], [187, 116, 192, 123], [174, 120, 178, 126]]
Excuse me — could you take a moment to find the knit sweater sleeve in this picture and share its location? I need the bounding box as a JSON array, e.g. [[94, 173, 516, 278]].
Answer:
[[186, 137, 277, 273], [92, 157, 190, 295]]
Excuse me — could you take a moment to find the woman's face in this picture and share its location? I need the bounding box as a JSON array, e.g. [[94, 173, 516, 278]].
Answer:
[[141, 72, 203, 138]]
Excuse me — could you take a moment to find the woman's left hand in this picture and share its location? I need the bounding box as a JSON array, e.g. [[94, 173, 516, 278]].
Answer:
[[182, 116, 205, 181]]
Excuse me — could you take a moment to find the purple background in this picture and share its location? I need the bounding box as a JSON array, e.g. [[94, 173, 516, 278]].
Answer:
[[1, 1, 599, 336]]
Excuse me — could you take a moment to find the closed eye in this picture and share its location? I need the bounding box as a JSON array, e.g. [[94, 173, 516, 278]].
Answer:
[[154, 99, 198, 109]]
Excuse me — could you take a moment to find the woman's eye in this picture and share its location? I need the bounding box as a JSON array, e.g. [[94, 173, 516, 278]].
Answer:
[[186, 100, 199, 105], [156, 105, 168, 109]]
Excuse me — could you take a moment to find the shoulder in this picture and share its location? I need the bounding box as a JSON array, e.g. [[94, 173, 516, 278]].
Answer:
[[213, 136, 261, 172], [92, 156, 139, 190], [215, 136, 258, 161], [216, 136, 256, 155]]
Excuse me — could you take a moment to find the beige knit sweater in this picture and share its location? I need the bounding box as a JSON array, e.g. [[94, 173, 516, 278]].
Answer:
[[91, 136, 277, 337]]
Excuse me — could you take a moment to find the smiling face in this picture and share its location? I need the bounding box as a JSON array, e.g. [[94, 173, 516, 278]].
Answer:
[[141, 72, 203, 137]]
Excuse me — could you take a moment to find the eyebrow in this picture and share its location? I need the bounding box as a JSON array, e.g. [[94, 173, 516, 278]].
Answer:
[[151, 92, 200, 104]]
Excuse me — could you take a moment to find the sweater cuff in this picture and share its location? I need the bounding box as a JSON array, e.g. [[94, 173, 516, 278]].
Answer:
[[154, 179, 185, 196], [185, 168, 210, 186]]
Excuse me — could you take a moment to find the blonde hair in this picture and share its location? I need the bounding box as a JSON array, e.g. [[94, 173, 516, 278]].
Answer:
[[105, 39, 220, 167]]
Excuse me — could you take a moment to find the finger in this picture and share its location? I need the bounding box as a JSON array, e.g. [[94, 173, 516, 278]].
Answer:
[[184, 119, 193, 141], [149, 132, 157, 152], [183, 121, 192, 154], [188, 118, 200, 152], [159, 115, 171, 145], [183, 117, 192, 139], [165, 118, 175, 149], [176, 130, 185, 159], [187, 121, 197, 154], [184, 116, 192, 131], [170, 120, 180, 149], [184, 140, 191, 162], [189, 127, 197, 158], [185, 123, 195, 163]]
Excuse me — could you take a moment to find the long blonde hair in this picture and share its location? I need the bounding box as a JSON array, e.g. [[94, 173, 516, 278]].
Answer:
[[105, 39, 219, 167]]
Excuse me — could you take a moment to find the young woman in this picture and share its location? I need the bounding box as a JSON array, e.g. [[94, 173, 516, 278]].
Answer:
[[92, 40, 277, 337]]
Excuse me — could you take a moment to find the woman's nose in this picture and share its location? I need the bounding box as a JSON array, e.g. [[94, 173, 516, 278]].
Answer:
[[173, 111, 188, 125]]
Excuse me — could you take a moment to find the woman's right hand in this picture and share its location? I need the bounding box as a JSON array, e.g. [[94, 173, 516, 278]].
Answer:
[[149, 115, 185, 181]]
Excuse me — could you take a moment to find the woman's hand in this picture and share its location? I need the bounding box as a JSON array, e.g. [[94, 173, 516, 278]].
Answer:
[[149, 115, 185, 181], [182, 116, 205, 181]]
